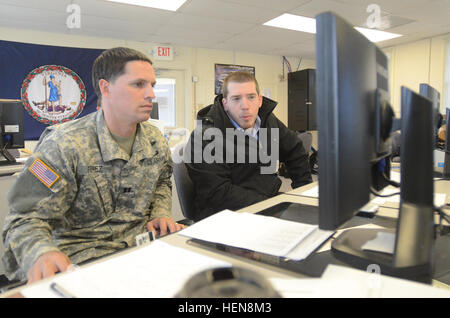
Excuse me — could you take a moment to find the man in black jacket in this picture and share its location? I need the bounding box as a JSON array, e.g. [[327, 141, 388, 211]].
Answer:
[[185, 71, 312, 221]]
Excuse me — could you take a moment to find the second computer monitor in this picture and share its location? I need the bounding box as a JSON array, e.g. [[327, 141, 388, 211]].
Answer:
[[419, 83, 440, 147], [0, 99, 24, 163]]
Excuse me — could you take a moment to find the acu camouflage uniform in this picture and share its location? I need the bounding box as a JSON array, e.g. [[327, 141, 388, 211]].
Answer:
[[2, 110, 173, 281]]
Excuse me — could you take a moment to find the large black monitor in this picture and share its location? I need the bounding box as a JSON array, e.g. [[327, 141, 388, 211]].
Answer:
[[419, 83, 440, 147], [316, 12, 435, 283], [316, 12, 392, 231], [444, 107, 450, 177], [0, 99, 24, 164]]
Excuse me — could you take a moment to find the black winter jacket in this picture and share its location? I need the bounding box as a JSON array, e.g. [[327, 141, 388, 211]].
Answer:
[[185, 94, 312, 221]]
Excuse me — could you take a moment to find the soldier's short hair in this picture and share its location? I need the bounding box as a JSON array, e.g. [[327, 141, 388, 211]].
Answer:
[[92, 47, 153, 100], [221, 71, 260, 99]]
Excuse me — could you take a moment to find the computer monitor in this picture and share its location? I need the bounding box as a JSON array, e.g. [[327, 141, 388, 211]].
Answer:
[[443, 107, 450, 177], [316, 12, 435, 283], [0, 99, 24, 164], [151, 102, 159, 120], [419, 83, 440, 147], [315, 12, 392, 231]]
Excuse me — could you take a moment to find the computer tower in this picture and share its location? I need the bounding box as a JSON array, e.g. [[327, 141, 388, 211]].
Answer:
[[287, 69, 316, 132]]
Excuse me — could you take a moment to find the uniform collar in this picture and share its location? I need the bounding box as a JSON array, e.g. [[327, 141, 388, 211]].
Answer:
[[96, 110, 157, 162]]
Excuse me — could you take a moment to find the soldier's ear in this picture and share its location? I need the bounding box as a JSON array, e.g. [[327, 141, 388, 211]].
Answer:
[[98, 79, 110, 98]]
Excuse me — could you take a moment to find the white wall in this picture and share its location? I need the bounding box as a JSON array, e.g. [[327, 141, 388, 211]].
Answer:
[[0, 26, 314, 133], [384, 35, 448, 116], [3, 25, 448, 147]]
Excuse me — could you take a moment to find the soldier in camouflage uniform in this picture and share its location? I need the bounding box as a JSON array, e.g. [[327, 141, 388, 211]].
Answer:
[[2, 47, 184, 283]]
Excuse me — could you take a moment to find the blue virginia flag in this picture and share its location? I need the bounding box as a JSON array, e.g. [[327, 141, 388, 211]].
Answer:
[[0, 40, 104, 140]]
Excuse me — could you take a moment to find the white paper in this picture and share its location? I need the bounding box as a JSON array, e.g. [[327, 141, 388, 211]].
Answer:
[[434, 193, 447, 207], [318, 264, 450, 298], [270, 264, 450, 298], [372, 188, 447, 208], [300, 185, 319, 198], [269, 278, 324, 298], [179, 210, 319, 258], [286, 228, 334, 260], [361, 231, 395, 254], [316, 224, 385, 254], [390, 171, 401, 183], [21, 241, 230, 298]]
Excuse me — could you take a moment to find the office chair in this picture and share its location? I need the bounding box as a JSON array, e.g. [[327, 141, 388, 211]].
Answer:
[[390, 131, 401, 163], [172, 142, 195, 225], [297, 131, 313, 154], [278, 131, 314, 177]]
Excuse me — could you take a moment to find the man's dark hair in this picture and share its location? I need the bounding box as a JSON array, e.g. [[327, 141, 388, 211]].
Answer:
[[92, 47, 153, 101], [221, 71, 260, 99]]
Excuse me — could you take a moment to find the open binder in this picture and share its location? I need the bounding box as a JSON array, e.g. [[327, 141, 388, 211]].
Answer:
[[179, 207, 335, 275]]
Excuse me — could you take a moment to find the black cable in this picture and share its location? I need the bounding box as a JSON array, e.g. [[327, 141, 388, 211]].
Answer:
[[370, 187, 400, 197], [296, 57, 303, 71], [434, 206, 450, 236], [381, 172, 400, 188], [435, 207, 450, 223]]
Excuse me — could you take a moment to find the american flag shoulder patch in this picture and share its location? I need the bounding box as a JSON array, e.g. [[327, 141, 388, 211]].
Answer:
[[28, 158, 60, 188]]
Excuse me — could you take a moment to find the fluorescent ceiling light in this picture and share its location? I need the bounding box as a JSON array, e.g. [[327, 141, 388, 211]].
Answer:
[[264, 13, 316, 33], [264, 14, 402, 43], [105, 0, 187, 11], [354, 27, 402, 42]]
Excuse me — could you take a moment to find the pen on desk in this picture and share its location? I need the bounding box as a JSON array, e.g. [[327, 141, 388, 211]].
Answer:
[[50, 282, 76, 298]]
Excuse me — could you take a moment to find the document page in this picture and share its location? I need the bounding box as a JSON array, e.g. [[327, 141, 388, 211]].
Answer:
[[21, 241, 231, 298], [372, 188, 447, 207], [269, 264, 450, 298], [179, 210, 319, 258], [300, 185, 319, 198]]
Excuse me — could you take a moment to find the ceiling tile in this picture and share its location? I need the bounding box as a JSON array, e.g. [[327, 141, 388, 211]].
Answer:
[[178, 0, 283, 24], [166, 13, 254, 34], [0, 0, 447, 58]]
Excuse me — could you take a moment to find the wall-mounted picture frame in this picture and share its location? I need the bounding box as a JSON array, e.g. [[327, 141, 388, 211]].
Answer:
[[214, 63, 256, 95]]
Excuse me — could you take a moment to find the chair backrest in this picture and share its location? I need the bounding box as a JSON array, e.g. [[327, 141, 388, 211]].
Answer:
[[172, 142, 196, 221], [297, 131, 313, 154]]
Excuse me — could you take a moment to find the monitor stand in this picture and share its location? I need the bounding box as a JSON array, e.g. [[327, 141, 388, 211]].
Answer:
[[331, 201, 435, 284]]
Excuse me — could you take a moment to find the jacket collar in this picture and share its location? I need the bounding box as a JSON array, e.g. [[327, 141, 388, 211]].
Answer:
[[198, 94, 277, 129]]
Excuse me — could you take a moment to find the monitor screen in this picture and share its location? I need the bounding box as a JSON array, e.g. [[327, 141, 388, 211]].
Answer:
[[0, 99, 24, 163], [393, 87, 434, 278], [419, 83, 440, 147], [443, 107, 450, 177], [446, 107, 450, 153], [316, 12, 387, 231], [151, 102, 159, 120], [315, 12, 435, 283]]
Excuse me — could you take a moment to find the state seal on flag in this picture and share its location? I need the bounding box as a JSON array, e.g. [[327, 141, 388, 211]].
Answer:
[[20, 65, 86, 125]]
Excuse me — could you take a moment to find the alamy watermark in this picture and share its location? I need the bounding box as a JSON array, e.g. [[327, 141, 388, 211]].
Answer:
[[366, 264, 382, 297], [66, 4, 81, 29], [366, 3, 390, 30], [172, 121, 280, 175]]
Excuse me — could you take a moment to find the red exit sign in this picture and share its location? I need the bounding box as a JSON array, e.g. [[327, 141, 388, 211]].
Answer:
[[152, 45, 174, 60]]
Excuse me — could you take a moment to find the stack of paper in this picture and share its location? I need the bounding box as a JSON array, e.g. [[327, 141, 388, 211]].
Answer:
[[179, 210, 334, 261], [21, 241, 231, 298]]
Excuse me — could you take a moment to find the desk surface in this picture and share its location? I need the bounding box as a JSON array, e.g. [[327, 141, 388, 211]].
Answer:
[[0, 163, 24, 176], [2, 179, 450, 298], [238, 180, 450, 287]]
